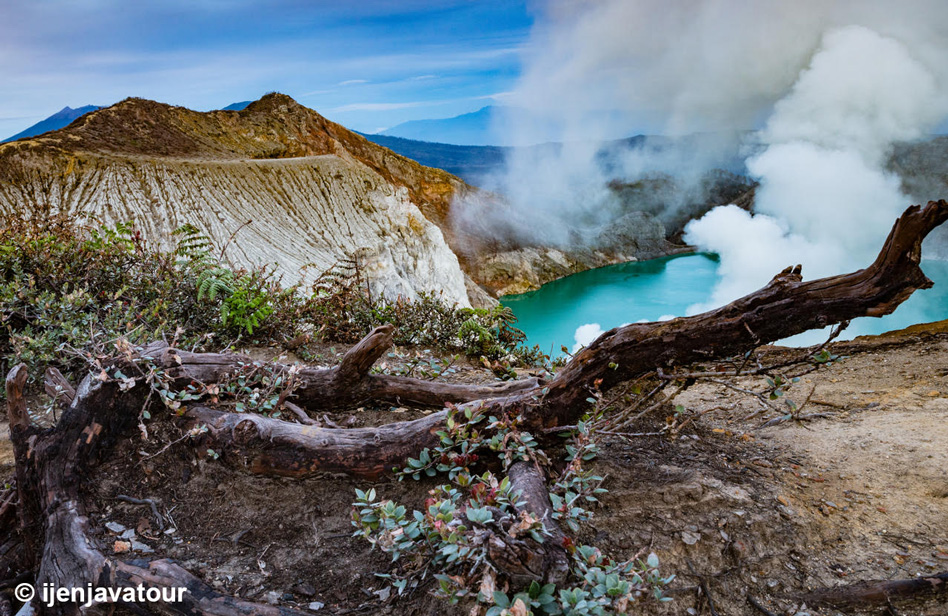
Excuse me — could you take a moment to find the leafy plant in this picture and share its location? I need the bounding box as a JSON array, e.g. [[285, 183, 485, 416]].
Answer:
[[355, 400, 673, 615], [0, 215, 545, 407], [353, 468, 672, 615], [550, 419, 607, 533]]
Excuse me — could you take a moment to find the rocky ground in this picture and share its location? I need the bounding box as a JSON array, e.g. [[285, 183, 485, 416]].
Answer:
[[1, 321, 946, 615]]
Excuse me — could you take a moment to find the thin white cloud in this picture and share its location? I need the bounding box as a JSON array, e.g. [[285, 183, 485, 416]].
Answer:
[[328, 93, 504, 114], [329, 101, 429, 113], [0, 3, 529, 137]]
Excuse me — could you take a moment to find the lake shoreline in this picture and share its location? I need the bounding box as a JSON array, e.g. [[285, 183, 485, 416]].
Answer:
[[503, 253, 948, 355]]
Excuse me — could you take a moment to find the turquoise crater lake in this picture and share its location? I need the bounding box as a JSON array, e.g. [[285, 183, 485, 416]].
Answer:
[[501, 253, 948, 355]]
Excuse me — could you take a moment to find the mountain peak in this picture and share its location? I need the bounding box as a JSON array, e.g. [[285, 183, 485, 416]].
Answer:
[[13, 93, 341, 158], [0, 92, 482, 307], [0, 93, 464, 228], [379, 105, 512, 146], [250, 92, 301, 109], [1, 104, 102, 142], [221, 101, 252, 111]]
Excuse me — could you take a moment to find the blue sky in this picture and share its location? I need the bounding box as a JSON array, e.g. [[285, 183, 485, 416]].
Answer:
[[0, 0, 532, 137]]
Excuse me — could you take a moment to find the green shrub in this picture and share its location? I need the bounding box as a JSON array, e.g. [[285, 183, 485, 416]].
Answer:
[[0, 216, 545, 399], [352, 409, 673, 614], [0, 216, 214, 389]]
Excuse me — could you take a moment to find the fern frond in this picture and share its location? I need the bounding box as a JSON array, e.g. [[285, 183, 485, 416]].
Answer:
[[173, 223, 213, 262], [197, 267, 234, 301]]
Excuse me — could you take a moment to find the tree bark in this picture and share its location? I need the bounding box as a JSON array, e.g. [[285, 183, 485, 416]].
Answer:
[[504, 462, 570, 586], [43, 367, 76, 409], [7, 373, 310, 616], [6, 363, 39, 566], [152, 324, 541, 413], [185, 405, 446, 478], [4, 200, 948, 616], [537, 199, 948, 424], [156, 200, 948, 479], [801, 571, 948, 610]]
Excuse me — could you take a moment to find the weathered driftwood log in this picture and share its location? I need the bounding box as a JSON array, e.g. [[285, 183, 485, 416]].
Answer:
[[6, 364, 38, 566], [5, 200, 948, 615], [187, 200, 948, 478], [500, 461, 570, 586], [150, 323, 541, 412], [43, 366, 76, 409], [186, 405, 446, 478], [6, 371, 310, 616], [801, 571, 948, 610], [538, 199, 948, 424]]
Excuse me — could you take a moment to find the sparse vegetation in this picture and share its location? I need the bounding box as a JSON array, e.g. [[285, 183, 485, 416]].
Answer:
[[3, 201, 946, 616], [0, 216, 544, 400], [352, 400, 673, 615]]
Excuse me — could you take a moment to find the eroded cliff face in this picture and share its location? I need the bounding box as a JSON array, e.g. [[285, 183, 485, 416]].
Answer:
[[451, 198, 683, 297], [0, 93, 689, 305], [0, 153, 471, 305], [0, 94, 478, 306]]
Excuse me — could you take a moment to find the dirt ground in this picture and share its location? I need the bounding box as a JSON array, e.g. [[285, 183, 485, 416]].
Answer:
[[1, 322, 947, 615]]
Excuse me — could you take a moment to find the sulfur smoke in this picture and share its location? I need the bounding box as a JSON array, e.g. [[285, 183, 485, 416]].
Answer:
[[685, 24, 947, 312], [480, 0, 948, 310]]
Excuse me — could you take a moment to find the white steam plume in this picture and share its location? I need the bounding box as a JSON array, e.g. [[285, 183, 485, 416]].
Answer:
[[686, 25, 947, 313], [461, 0, 948, 257]]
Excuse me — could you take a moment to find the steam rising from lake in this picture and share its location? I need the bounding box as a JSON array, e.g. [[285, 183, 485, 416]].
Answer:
[[686, 25, 947, 311], [481, 0, 948, 312]]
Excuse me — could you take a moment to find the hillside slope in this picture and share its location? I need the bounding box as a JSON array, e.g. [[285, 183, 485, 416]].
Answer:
[[0, 94, 486, 306], [0, 94, 682, 302]]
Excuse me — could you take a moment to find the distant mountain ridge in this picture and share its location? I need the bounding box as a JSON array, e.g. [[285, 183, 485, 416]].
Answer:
[[0, 94, 687, 301], [361, 133, 508, 184], [362, 132, 751, 190], [2, 105, 101, 143], [4, 101, 255, 143], [221, 101, 252, 111], [378, 105, 506, 146]]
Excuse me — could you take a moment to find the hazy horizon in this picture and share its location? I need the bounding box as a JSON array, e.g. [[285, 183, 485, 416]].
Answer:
[[0, 1, 532, 139]]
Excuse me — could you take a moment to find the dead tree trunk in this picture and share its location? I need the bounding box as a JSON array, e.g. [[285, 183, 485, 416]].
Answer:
[[7, 370, 311, 616], [172, 201, 948, 477], [185, 404, 446, 478], [3, 200, 947, 615], [801, 571, 948, 610], [538, 199, 948, 424], [501, 461, 571, 586], [151, 324, 541, 412]]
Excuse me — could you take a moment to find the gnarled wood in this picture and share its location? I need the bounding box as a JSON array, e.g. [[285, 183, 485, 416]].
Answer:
[[334, 323, 394, 383], [165, 201, 948, 481], [186, 404, 446, 478], [473, 464, 569, 587], [5, 363, 28, 430], [802, 571, 948, 610], [172, 202, 948, 479], [43, 367, 76, 409], [538, 200, 948, 424], [504, 462, 570, 585], [6, 363, 38, 566], [7, 371, 310, 616], [5, 200, 948, 616], [150, 326, 541, 414]]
